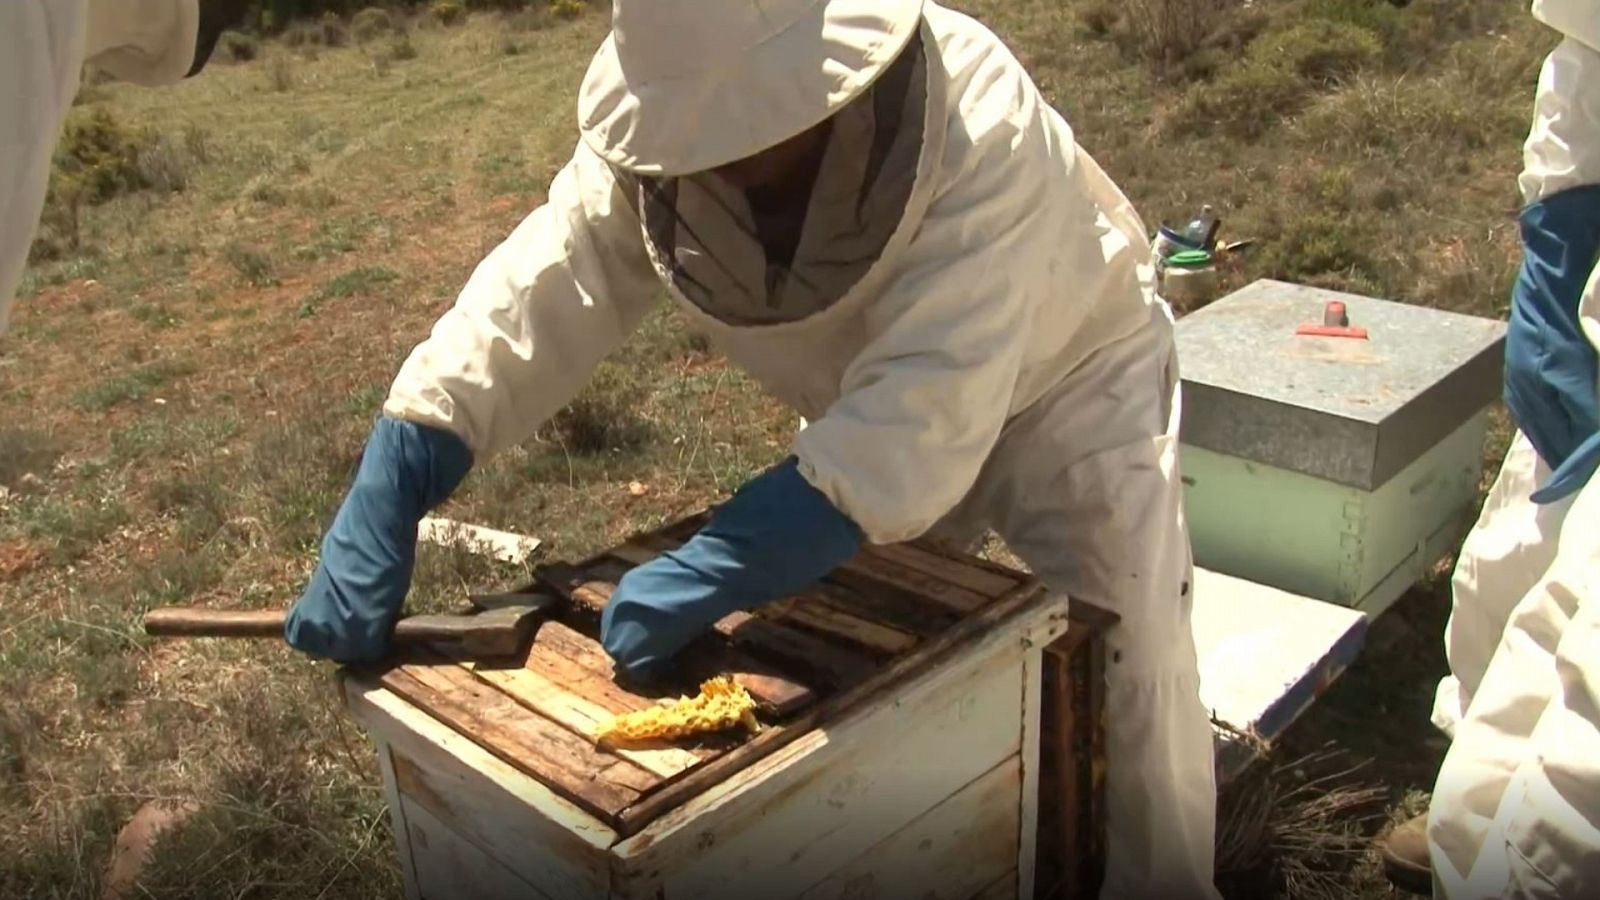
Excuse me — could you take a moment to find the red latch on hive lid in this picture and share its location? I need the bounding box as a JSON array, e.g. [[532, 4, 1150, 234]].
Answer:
[[1296, 300, 1369, 339]]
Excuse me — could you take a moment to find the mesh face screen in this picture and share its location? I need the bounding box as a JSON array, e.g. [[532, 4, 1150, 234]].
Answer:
[[626, 32, 928, 326]]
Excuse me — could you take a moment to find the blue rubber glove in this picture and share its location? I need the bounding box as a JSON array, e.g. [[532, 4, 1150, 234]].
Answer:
[[284, 416, 474, 663], [600, 457, 864, 680], [1504, 183, 1600, 504]]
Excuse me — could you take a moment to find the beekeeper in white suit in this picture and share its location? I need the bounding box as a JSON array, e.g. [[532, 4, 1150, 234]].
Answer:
[[1377, 0, 1600, 896], [282, 2, 1221, 896], [1, 0, 245, 334]]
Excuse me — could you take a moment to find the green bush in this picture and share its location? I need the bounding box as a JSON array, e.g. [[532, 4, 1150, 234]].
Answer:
[[53, 109, 149, 205], [1300, 0, 1405, 50], [1165, 16, 1384, 137], [1076, 1, 1121, 37], [1251, 20, 1382, 87], [1119, 0, 1241, 71], [432, 0, 465, 25], [1168, 59, 1308, 139], [351, 6, 396, 41], [219, 30, 260, 61], [387, 33, 419, 60], [32, 108, 186, 256], [550, 0, 584, 20], [1253, 212, 1375, 284], [283, 13, 349, 48]]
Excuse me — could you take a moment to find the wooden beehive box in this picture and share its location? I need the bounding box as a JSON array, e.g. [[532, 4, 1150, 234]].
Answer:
[[339, 512, 1113, 900]]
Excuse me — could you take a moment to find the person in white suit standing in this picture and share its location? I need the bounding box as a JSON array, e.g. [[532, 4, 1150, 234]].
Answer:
[[1379, 1, 1600, 896], [1, 0, 246, 334], [281, 2, 1224, 897]]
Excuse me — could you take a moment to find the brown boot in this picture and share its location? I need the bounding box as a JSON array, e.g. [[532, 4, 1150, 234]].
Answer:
[[1380, 812, 1434, 895]]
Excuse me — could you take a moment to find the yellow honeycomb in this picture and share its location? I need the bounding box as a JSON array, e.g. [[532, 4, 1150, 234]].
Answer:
[[596, 676, 761, 745]]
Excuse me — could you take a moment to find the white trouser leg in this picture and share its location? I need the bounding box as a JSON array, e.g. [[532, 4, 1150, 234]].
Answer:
[[1432, 435, 1569, 738], [1428, 438, 1600, 898], [964, 304, 1219, 900]]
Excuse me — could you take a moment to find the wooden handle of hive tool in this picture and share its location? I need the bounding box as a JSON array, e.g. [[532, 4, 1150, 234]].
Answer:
[[141, 608, 493, 643], [143, 607, 289, 638]]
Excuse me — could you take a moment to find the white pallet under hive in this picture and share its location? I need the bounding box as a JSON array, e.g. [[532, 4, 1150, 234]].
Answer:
[[1191, 566, 1368, 784]]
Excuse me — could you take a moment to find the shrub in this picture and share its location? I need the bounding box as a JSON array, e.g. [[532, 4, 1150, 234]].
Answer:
[[34, 108, 166, 254], [219, 30, 259, 62], [550, 0, 584, 20], [1167, 59, 1309, 139], [386, 33, 419, 61], [1253, 212, 1374, 284], [319, 13, 350, 47], [283, 14, 348, 49], [1165, 17, 1385, 138], [1076, 0, 1120, 38], [351, 6, 396, 42], [265, 55, 294, 91], [53, 109, 148, 204], [224, 243, 277, 287], [432, 0, 465, 25], [1251, 20, 1382, 88], [135, 133, 196, 194], [1121, 0, 1243, 70]]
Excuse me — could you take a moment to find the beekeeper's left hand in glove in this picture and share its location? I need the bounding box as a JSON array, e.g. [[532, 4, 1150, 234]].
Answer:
[[599, 457, 864, 681]]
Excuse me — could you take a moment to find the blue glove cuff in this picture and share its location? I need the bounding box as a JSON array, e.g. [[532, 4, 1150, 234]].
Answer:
[[284, 417, 474, 662], [601, 457, 863, 678], [1505, 184, 1600, 503]]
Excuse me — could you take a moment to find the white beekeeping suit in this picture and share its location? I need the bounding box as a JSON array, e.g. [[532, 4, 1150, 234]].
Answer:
[[1, 0, 201, 334], [1421, 0, 1600, 896], [377, 1, 1221, 896]]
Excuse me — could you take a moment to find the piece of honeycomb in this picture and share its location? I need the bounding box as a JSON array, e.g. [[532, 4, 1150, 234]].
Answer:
[[596, 676, 761, 745]]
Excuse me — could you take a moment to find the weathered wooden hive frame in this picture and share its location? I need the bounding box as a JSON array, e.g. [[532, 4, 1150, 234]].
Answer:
[[340, 512, 1114, 900]]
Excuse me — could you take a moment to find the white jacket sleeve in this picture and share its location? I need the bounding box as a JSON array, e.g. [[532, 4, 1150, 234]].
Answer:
[[1520, 25, 1600, 204], [83, 0, 199, 86], [383, 144, 661, 461], [1, 1, 89, 334], [791, 99, 1055, 545], [2, 0, 198, 334]]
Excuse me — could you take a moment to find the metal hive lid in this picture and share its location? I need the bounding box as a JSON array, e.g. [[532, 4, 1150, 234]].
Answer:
[[1174, 280, 1506, 490]]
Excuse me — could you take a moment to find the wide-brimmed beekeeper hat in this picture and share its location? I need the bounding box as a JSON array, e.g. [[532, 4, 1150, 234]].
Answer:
[[577, 0, 926, 177]]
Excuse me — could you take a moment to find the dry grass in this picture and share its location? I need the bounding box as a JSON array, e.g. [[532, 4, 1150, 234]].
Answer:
[[1217, 746, 1392, 899], [0, 0, 1547, 895]]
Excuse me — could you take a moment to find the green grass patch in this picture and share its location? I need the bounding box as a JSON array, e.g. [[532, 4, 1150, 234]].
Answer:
[[72, 359, 197, 410], [12, 496, 129, 564], [322, 265, 400, 299]]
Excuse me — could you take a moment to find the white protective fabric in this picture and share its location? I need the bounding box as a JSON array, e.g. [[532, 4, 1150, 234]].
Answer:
[[386, 5, 1218, 897], [1426, 5, 1600, 895], [1432, 0, 1600, 751], [0, 0, 198, 334], [578, 0, 924, 177]]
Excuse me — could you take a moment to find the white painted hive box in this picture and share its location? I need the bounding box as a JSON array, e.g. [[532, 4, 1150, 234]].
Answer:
[[340, 512, 1115, 900]]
